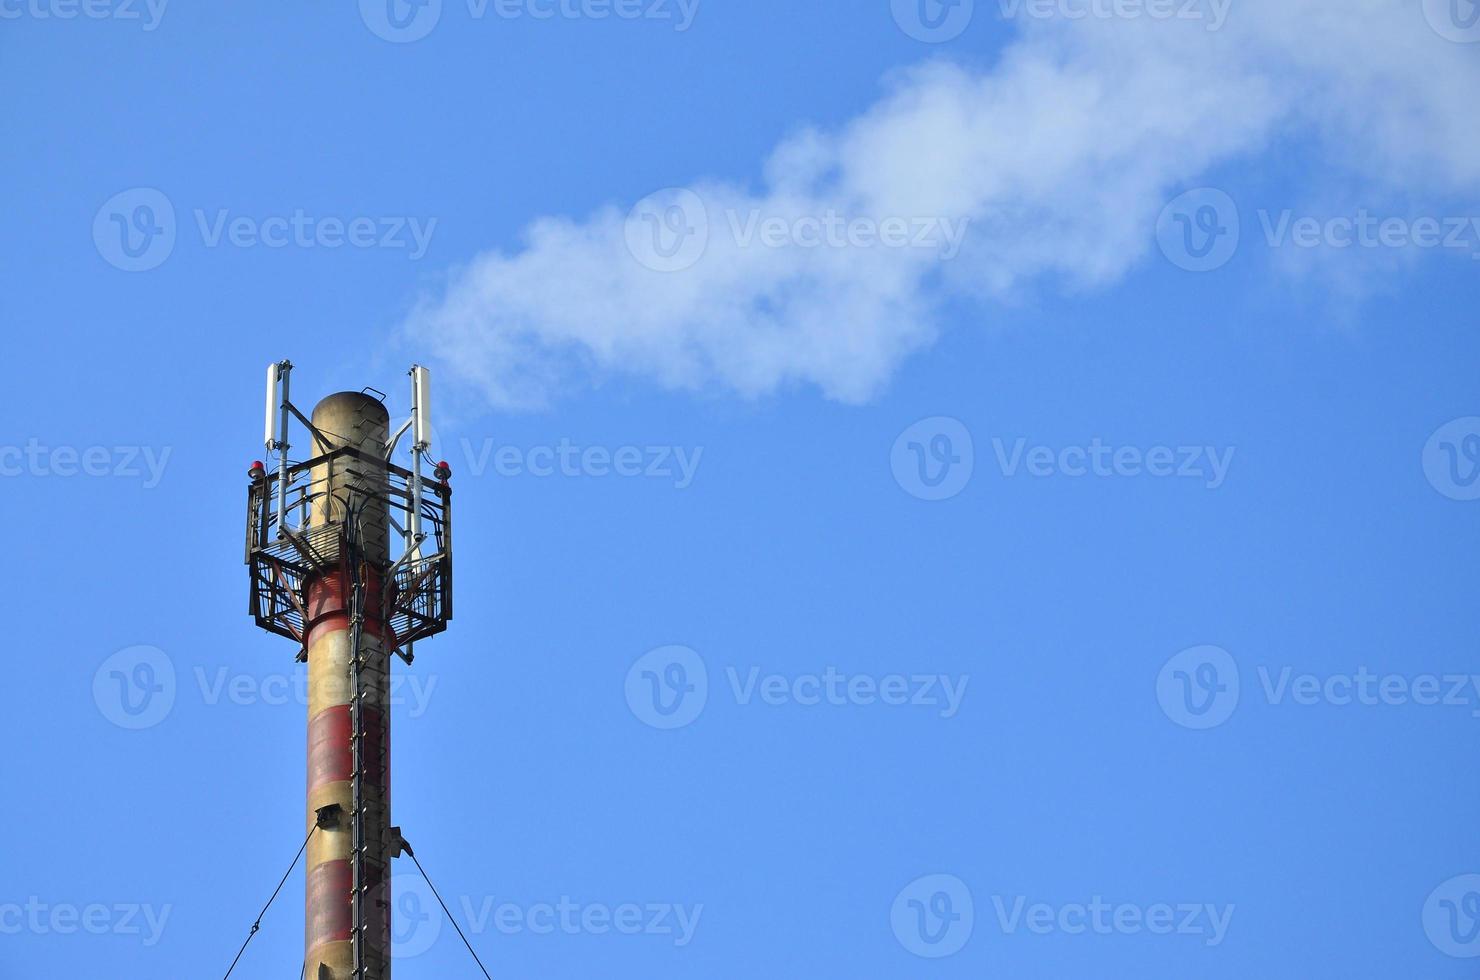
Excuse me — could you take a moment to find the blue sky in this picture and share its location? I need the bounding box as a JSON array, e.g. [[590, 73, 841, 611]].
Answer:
[[3, 1, 1480, 977]]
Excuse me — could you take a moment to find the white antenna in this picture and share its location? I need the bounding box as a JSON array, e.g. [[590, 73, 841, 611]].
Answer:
[[411, 365, 431, 450], [264, 362, 283, 450], [406, 364, 430, 560], [264, 360, 293, 537]]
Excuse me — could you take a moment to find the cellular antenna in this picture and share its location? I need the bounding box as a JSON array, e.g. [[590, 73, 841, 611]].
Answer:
[[244, 363, 454, 980], [411, 365, 431, 450], [264, 362, 283, 450], [264, 360, 293, 537]]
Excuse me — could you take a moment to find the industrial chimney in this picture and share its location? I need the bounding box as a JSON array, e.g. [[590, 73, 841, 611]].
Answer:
[[245, 363, 454, 980]]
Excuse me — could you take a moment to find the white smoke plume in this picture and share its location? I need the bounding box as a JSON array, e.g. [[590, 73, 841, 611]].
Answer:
[[405, 0, 1480, 409]]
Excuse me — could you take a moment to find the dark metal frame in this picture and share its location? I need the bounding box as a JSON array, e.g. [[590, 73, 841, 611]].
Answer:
[[246, 445, 453, 659]]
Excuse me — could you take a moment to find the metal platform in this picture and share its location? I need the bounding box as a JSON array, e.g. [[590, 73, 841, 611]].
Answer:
[[246, 444, 453, 655]]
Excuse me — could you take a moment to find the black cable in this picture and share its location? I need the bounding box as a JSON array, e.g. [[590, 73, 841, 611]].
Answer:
[[220, 825, 317, 980], [408, 850, 494, 979]]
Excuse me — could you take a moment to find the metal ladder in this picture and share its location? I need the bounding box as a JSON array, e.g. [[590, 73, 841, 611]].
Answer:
[[344, 500, 387, 980]]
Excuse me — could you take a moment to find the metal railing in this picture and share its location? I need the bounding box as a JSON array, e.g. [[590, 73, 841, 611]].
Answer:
[[246, 445, 453, 655]]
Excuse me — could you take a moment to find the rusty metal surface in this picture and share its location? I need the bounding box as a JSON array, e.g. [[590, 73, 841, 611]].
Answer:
[[303, 393, 393, 980]]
